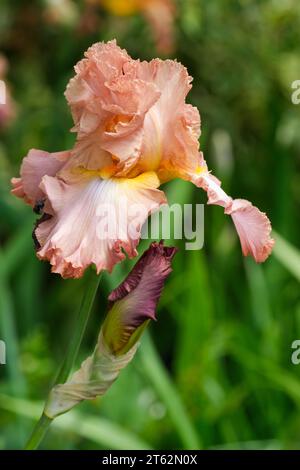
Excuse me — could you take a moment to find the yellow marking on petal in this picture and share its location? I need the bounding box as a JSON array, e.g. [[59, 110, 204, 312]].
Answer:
[[71, 165, 161, 189], [117, 171, 161, 189], [157, 167, 179, 184], [195, 165, 206, 175], [72, 164, 118, 180], [157, 163, 206, 184]]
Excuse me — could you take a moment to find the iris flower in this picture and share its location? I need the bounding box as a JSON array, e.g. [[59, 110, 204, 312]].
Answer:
[[44, 241, 177, 418], [11, 40, 274, 279]]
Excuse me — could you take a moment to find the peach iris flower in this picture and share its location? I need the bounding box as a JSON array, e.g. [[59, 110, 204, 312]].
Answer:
[[11, 41, 274, 279], [100, 0, 175, 54]]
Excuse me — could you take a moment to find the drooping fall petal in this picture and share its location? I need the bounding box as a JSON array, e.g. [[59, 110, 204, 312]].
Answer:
[[189, 153, 274, 263], [35, 172, 166, 278], [44, 241, 177, 418], [225, 199, 274, 263], [11, 149, 70, 207]]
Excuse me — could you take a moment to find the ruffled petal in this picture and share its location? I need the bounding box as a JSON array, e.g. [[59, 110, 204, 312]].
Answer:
[[65, 45, 200, 179], [65, 40, 132, 140], [11, 177, 27, 202], [226, 199, 275, 263], [100, 76, 160, 174], [63, 41, 201, 180], [65, 40, 131, 121], [133, 58, 201, 178], [11, 149, 70, 207], [190, 154, 274, 263], [35, 172, 166, 278], [64, 40, 161, 175]]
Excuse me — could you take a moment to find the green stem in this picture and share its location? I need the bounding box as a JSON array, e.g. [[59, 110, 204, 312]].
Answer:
[[25, 269, 101, 450], [24, 413, 52, 451]]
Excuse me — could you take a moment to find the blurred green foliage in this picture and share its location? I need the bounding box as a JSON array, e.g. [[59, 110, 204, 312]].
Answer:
[[0, 0, 300, 450]]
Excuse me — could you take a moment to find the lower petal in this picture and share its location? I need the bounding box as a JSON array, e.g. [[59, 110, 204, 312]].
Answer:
[[226, 199, 275, 263], [190, 156, 274, 263], [35, 172, 166, 278], [11, 149, 70, 207]]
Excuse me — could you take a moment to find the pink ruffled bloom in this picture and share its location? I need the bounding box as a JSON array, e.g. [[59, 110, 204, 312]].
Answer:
[[11, 40, 274, 279]]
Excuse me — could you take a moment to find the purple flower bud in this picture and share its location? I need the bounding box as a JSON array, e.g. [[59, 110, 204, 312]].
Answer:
[[103, 241, 177, 355]]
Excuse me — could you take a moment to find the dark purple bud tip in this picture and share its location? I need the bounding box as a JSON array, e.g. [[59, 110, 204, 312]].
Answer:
[[103, 241, 178, 355]]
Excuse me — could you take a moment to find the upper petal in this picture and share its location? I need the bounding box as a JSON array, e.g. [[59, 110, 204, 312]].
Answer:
[[65, 40, 132, 135], [65, 41, 161, 175], [134, 58, 201, 177], [65, 40, 131, 110], [100, 76, 161, 173]]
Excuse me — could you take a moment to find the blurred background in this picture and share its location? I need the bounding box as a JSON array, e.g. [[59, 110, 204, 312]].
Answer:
[[1, 0, 300, 450]]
